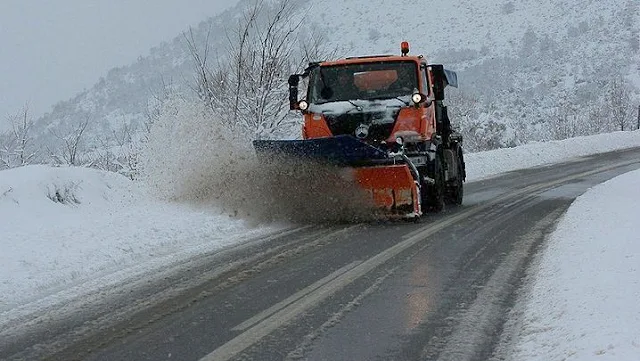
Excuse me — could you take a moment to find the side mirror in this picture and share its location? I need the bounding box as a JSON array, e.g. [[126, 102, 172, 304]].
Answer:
[[430, 65, 446, 101], [288, 74, 300, 110], [429, 64, 458, 101]]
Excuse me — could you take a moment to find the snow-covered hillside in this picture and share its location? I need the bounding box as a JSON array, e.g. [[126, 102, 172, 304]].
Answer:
[[315, 0, 633, 57], [20, 0, 640, 157], [314, 0, 640, 141]]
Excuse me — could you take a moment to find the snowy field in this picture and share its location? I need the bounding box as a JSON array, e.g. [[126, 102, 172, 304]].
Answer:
[[1, 130, 639, 359], [0, 166, 278, 312]]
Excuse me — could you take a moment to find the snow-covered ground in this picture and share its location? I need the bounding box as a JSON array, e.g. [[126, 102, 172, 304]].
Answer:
[[464, 130, 640, 180], [507, 166, 640, 360], [1, 130, 639, 359], [0, 165, 278, 312]]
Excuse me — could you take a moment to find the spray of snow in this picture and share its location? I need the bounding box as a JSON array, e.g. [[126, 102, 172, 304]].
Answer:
[[139, 98, 375, 223]]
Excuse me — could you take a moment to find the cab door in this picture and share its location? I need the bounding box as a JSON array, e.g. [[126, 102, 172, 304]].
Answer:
[[419, 62, 436, 138]]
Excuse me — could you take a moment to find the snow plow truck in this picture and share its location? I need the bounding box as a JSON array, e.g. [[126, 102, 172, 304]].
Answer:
[[253, 42, 465, 218]]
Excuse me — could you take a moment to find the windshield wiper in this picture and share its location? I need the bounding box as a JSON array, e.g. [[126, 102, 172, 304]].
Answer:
[[346, 100, 363, 112], [366, 96, 409, 106], [392, 96, 410, 106]]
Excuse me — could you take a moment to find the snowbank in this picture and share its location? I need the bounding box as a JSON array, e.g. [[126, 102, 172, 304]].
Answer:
[[0, 165, 272, 311], [510, 168, 640, 361], [465, 130, 640, 181]]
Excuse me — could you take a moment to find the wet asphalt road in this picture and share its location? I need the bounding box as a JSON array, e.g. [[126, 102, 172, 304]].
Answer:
[[3, 147, 640, 361]]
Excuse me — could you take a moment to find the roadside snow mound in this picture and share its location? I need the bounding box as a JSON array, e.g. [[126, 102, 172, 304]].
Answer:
[[465, 130, 640, 181], [510, 168, 640, 361], [0, 165, 137, 213], [0, 165, 268, 312]]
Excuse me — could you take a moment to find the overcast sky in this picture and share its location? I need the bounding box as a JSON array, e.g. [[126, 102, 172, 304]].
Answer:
[[0, 0, 239, 126]]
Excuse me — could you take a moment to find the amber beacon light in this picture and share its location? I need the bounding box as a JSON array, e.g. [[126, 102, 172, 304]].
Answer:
[[401, 41, 410, 56]]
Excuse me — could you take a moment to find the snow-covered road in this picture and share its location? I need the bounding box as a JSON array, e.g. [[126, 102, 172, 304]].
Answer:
[[1, 130, 640, 360]]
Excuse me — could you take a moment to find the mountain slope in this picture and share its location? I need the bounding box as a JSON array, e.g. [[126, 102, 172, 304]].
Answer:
[[26, 0, 640, 153]]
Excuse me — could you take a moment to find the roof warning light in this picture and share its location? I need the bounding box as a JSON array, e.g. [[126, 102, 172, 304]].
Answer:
[[401, 41, 410, 56]]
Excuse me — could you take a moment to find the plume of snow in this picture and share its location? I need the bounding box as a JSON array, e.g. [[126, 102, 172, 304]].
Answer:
[[139, 97, 374, 224]]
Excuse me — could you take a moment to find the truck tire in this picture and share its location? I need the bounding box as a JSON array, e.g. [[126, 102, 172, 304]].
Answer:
[[423, 154, 445, 212], [446, 148, 464, 205], [446, 157, 464, 205]]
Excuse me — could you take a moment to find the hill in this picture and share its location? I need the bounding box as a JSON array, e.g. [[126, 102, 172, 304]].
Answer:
[[3, 0, 639, 167]]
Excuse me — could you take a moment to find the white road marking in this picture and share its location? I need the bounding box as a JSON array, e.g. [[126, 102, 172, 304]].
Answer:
[[200, 208, 477, 361], [231, 260, 363, 332], [199, 159, 640, 361]]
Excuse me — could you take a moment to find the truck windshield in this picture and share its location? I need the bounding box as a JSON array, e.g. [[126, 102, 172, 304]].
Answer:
[[307, 61, 418, 104]]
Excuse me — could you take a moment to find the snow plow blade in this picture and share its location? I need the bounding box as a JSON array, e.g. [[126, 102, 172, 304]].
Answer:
[[253, 135, 388, 165], [253, 135, 421, 217]]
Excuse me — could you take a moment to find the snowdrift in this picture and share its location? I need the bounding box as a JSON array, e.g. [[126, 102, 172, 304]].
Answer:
[[0, 165, 269, 311], [509, 168, 640, 361], [466, 130, 640, 181], [0, 164, 137, 212]]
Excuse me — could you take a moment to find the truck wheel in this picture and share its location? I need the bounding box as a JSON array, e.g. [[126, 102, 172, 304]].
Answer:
[[447, 157, 464, 205], [424, 155, 445, 212]]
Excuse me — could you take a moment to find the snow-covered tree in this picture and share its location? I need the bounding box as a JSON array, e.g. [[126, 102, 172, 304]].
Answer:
[[0, 105, 37, 169], [548, 91, 581, 140], [605, 78, 633, 131], [447, 89, 509, 151], [0, 132, 12, 169], [49, 117, 90, 166], [185, 0, 336, 140]]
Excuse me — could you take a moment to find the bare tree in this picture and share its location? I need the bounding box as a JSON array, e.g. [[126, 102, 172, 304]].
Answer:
[[548, 91, 582, 140], [49, 117, 90, 166], [83, 118, 141, 179], [0, 132, 13, 169], [12, 105, 37, 166], [582, 100, 613, 135], [0, 104, 37, 169], [183, 26, 219, 114], [298, 27, 339, 67], [87, 134, 119, 172], [112, 120, 140, 179], [605, 78, 633, 131], [446, 89, 508, 151], [184, 0, 336, 140]]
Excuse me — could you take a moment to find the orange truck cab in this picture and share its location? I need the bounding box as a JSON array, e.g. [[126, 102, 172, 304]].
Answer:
[[254, 42, 465, 217]]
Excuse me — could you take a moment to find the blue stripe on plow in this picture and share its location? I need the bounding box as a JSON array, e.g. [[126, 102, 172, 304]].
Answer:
[[253, 135, 388, 164]]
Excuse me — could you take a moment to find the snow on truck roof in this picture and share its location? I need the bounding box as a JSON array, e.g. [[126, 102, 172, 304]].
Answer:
[[319, 55, 425, 66]]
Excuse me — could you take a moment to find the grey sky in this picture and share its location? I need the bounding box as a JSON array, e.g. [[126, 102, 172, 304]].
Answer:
[[0, 0, 238, 126]]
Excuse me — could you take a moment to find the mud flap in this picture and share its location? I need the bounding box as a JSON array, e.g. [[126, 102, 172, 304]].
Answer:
[[354, 165, 421, 216]]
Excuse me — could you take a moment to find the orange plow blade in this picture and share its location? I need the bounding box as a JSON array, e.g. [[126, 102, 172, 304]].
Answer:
[[354, 164, 421, 217]]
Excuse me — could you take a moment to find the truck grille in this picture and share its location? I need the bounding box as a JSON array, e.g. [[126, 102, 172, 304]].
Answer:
[[325, 110, 399, 144]]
